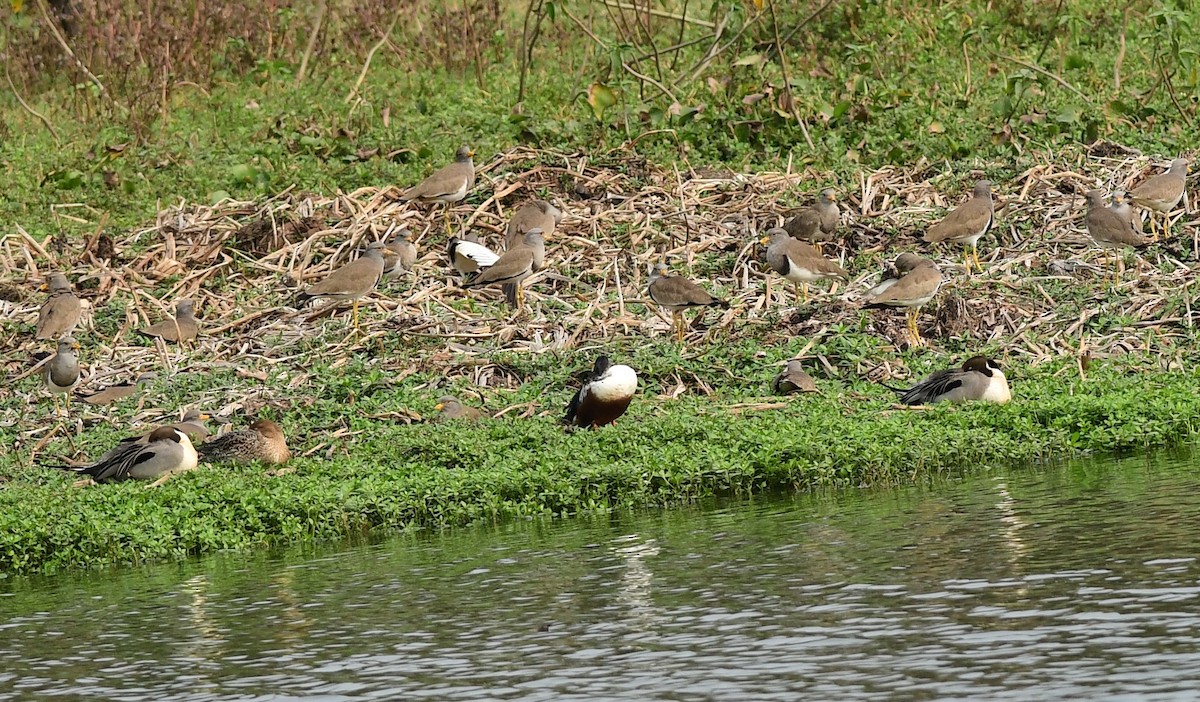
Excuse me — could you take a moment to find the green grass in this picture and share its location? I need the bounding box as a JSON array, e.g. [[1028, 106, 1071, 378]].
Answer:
[[3, 352, 1200, 575], [2, 0, 1198, 240]]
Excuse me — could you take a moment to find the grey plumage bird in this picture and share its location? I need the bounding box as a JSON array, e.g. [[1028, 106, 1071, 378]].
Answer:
[[647, 262, 730, 344], [57, 426, 198, 485], [924, 180, 994, 273], [296, 241, 387, 330], [44, 336, 81, 415], [461, 229, 546, 309], [1129, 158, 1188, 240], [36, 272, 82, 341], [138, 299, 199, 344], [382, 229, 418, 281], [1085, 189, 1150, 282], [433, 395, 485, 421], [783, 188, 840, 250], [772, 360, 818, 395], [504, 199, 563, 305], [399, 145, 476, 234], [76, 372, 157, 406], [863, 253, 942, 347], [760, 228, 848, 304], [887, 356, 1011, 405]]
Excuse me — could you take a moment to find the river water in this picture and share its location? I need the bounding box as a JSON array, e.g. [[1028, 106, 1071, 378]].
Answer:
[[2, 449, 1200, 700]]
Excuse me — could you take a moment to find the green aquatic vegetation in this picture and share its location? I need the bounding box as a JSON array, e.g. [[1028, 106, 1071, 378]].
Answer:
[[3, 359, 1200, 575]]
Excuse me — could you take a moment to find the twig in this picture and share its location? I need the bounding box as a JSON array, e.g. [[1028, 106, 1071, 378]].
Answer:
[[596, 0, 714, 28], [778, 0, 837, 48], [766, 0, 813, 151], [4, 70, 60, 146], [560, 6, 609, 49], [992, 52, 1093, 104], [34, 0, 121, 112], [1157, 58, 1194, 127], [345, 9, 403, 104], [295, 0, 327, 87], [622, 62, 678, 104], [517, 0, 547, 107], [1114, 7, 1128, 92]]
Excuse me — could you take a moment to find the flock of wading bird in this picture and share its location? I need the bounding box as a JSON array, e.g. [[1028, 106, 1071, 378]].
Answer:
[[23, 145, 1193, 487]]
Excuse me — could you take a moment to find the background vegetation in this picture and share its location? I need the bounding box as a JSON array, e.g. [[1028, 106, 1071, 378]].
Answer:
[[2, 0, 1198, 239]]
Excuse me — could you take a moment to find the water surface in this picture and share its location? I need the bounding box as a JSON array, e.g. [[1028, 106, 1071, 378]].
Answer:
[[3, 450, 1200, 700]]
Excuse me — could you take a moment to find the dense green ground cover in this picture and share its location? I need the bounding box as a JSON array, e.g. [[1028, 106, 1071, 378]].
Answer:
[[3, 0, 1200, 574], [3, 356, 1199, 575]]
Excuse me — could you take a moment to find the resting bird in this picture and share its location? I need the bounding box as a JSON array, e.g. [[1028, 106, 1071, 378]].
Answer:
[[58, 426, 198, 486], [887, 356, 1011, 406], [782, 188, 840, 251], [772, 360, 818, 395], [564, 356, 638, 428], [198, 419, 291, 465], [434, 395, 485, 421], [137, 299, 199, 345], [76, 372, 157, 406], [647, 262, 729, 344]]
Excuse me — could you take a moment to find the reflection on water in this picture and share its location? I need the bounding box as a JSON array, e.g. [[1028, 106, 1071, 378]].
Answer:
[[3, 449, 1200, 700]]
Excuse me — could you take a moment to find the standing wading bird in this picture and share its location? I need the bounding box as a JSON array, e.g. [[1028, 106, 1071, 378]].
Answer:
[[399, 145, 476, 235], [564, 355, 638, 428], [198, 419, 290, 465], [36, 272, 82, 341], [381, 229, 418, 282], [505, 199, 563, 249], [863, 253, 942, 347], [924, 180, 994, 273], [56, 426, 198, 487], [772, 360, 818, 395], [760, 228, 848, 304], [783, 188, 840, 252], [43, 336, 81, 416], [137, 299, 199, 345], [887, 356, 1011, 405], [1109, 191, 1143, 235], [1129, 158, 1188, 241], [461, 229, 545, 309], [446, 235, 501, 282], [647, 262, 730, 344], [504, 199, 564, 306], [1084, 189, 1149, 283], [296, 240, 386, 331]]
